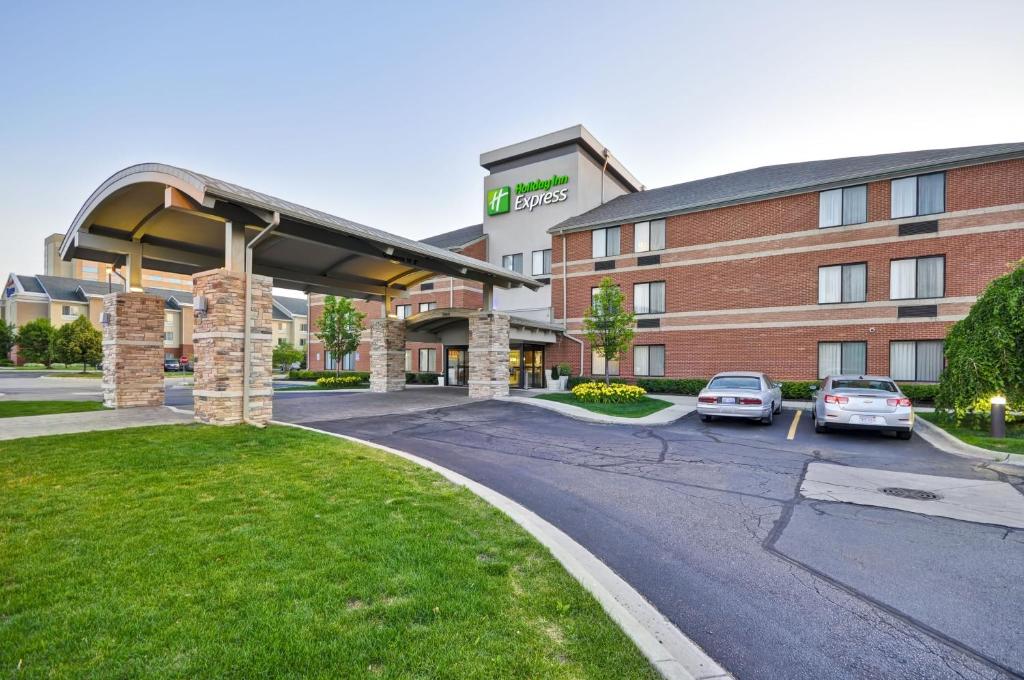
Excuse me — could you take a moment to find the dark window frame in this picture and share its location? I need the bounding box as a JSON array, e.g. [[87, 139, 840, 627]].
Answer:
[[889, 254, 946, 301], [632, 280, 666, 315], [817, 261, 869, 305], [819, 184, 868, 229], [891, 172, 946, 218], [888, 339, 946, 382], [501, 253, 524, 274], [633, 344, 666, 377], [817, 340, 868, 378]]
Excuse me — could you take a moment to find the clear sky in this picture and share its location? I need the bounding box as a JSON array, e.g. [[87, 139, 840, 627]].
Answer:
[[1, 0, 1021, 282]]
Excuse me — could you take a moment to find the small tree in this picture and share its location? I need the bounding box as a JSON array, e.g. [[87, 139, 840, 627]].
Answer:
[[936, 259, 1024, 419], [273, 342, 305, 373], [315, 296, 366, 375], [582, 277, 635, 385], [16, 318, 56, 366], [0, 321, 15, 360], [52, 315, 103, 372]]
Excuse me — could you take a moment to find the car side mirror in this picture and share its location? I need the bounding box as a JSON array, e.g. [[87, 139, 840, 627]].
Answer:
[[809, 385, 819, 392]]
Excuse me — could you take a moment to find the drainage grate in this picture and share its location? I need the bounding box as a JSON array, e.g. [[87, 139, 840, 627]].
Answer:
[[879, 487, 941, 501]]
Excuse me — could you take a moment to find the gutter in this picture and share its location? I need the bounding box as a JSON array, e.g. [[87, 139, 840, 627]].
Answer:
[[243, 211, 281, 426]]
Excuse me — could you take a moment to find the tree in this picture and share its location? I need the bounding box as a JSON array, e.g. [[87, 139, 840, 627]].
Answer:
[[273, 341, 305, 373], [315, 296, 366, 375], [0, 321, 15, 360], [52, 315, 102, 372], [582, 277, 635, 385], [16, 318, 56, 365], [936, 259, 1024, 419]]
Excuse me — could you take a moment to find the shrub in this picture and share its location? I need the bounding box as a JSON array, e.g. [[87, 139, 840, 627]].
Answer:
[[550, 366, 559, 380], [22, 363, 46, 369], [571, 382, 647, 404], [316, 375, 364, 388], [558, 363, 572, 377], [779, 381, 820, 400], [48, 363, 67, 369], [288, 370, 370, 382], [413, 372, 440, 384], [636, 378, 708, 395], [567, 375, 627, 390], [0, 358, 13, 367], [897, 382, 939, 404]]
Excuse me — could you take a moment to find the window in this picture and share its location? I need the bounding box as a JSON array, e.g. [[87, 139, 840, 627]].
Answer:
[[819, 185, 867, 228], [891, 172, 945, 218], [818, 263, 867, 303], [300, 323, 307, 332], [634, 345, 665, 376], [278, 322, 285, 331], [62, 305, 72, 316], [890, 340, 944, 382], [634, 219, 666, 252], [299, 338, 305, 346], [419, 348, 436, 372], [405, 350, 413, 371], [164, 331, 174, 342], [890, 256, 944, 300], [532, 249, 552, 275], [342, 352, 356, 371], [633, 282, 666, 314], [395, 304, 412, 319], [591, 349, 619, 376], [818, 342, 867, 378], [591, 226, 621, 258], [419, 302, 436, 313], [502, 253, 523, 273]]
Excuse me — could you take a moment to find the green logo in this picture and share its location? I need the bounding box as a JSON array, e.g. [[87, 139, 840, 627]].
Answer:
[[487, 186, 510, 216]]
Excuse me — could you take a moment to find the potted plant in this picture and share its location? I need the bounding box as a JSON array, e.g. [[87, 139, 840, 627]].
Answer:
[[558, 363, 571, 390], [437, 375, 445, 386], [547, 366, 561, 391]]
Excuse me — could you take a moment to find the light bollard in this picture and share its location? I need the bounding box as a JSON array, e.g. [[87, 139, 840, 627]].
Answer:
[[990, 396, 1007, 439]]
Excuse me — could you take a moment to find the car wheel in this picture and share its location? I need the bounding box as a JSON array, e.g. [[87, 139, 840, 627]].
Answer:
[[773, 401, 782, 415], [814, 420, 827, 434], [700, 414, 713, 422], [897, 430, 913, 440], [761, 410, 773, 426]]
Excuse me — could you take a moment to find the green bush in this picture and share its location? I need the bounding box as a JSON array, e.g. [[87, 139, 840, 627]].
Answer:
[[566, 375, 628, 389], [288, 370, 370, 382], [316, 375, 364, 388], [408, 372, 441, 385], [779, 381, 820, 400], [0, 358, 12, 367], [22, 363, 46, 369], [635, 378, 708, 395], [897, 382, 939, 404], [49, 363, 67, 369], [558, 363, 572, 377]]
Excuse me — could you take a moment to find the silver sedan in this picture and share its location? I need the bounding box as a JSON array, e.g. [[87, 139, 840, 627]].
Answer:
[[697, 372, 783, 425], [812, 375, 915, 439]]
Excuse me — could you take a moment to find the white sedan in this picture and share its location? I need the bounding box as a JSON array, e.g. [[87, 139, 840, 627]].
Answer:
[[697, 372, 783, 425]]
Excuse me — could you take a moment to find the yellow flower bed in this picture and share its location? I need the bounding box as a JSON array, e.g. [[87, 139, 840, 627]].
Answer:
[[316, 375, 364, 387], [571, 382, 647, 404]]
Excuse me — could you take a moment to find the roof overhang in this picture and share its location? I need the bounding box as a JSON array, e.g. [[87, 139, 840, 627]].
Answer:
[[404, 307, 562, 343], [60, 164, 542, 302]]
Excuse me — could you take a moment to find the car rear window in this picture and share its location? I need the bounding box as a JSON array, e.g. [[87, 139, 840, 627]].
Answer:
[[831, 379, 897, 392], [707, 376, 762, 391]]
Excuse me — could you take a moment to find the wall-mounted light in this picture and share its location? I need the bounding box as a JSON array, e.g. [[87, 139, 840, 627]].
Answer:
[[194, 295, 208, 317], [100, 312, 111, 327]]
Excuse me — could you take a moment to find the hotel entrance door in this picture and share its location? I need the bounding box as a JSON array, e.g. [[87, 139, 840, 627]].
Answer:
[[445, 347, 468, 386], [508, 344, 545, 389]]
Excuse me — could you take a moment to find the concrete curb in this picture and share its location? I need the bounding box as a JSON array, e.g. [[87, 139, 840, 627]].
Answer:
[[914, 417, 1024, 466], [497, 395, 693, 426], [272, 419, 732, 680]]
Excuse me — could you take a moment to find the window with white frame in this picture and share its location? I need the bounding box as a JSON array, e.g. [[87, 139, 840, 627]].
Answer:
[[61, 305, 72, 316], [633, 281, 666, 314], [532, 249, 552, 276], [501, 253, 523, 273], [419, 302, 436, 313], [591, 226, 621, 258], [591, 349, 619, 376], [819, 185, 867, 228], [634, 345, 665, 377], [891, 172, 945, 218], [395, 304, 412, 319], [164, 331, 175, 342], [890, 340, 944, 382], [818, 341, 867, 378], [818, 263, 867, 303], [419, 348, 436, 372], [889, 256, 944, 300], [634, 219, 666, 252]]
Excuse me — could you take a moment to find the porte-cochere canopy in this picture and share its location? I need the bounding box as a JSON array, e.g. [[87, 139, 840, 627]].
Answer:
[[59, 163, 541, 300]]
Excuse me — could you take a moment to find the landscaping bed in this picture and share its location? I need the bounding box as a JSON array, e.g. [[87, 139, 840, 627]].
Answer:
[[919, 411, 1024, 455], [0, 425, 656, 679], [0, 400, 108, 418], [536, 392, 672, 418]]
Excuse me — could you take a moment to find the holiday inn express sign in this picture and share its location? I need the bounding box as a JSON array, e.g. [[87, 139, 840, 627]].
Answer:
[[487, 174, 570, 216]]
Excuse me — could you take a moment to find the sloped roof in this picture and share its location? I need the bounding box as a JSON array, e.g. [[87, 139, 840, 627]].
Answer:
[[551, 142, 1024, 233], [272, 305, 291, 321], [273, 295, 308, 317], [12, 274, 46, 295], [36, 275, 120, 302], [420, 223, 484, 250]]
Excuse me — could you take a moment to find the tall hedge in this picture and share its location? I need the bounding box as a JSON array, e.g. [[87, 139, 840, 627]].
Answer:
[[936, 259, 1024, 417]]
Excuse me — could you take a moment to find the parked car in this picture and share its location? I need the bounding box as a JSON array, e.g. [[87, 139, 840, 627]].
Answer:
[[163, 359, 181, 372], [697, 372, 783, 425], [812, 375, 914, 439]]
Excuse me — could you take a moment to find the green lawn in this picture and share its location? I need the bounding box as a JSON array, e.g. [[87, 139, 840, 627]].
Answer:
[[0, 400, 108, 418], [275, 383, 369, 392], [919, 411, 1024, 455], [536, 392, 672, 418], [0, 425, 656, 679]]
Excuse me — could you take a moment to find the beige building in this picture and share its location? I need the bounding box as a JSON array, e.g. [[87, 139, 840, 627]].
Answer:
[[43, 233, 192, 291]]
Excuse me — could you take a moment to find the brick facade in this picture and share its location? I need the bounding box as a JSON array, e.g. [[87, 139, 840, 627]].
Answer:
[[100, 292, 166, 408]]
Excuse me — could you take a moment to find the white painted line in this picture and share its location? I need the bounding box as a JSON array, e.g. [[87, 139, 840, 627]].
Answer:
[[273, 419, 733, 680], [72, 392, 102, 396]]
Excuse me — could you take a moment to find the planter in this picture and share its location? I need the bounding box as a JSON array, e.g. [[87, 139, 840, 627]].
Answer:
[[559, 376, 569, 390], [546, 377, 561, 391], [437, 376, 445, 386]]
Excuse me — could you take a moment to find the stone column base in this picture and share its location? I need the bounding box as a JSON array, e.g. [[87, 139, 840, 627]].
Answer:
[[101, 292, 166, 408], [468, 312, 510, 399], [370, 317, 406, 392]]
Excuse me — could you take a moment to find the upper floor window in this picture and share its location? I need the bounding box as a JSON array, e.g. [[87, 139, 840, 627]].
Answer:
[[395, 304, 412, 319], [634, 219, 666, 252], [818, 263, 867, 304], [532, 249, 552, 276], [300, 323, 307, 332], [419, 302, 436, 313], [633, 282, 666, 314], [502, 253, 523, 274], [819, 185, 867, 228], [890, 256, 944, 300], [891, 172, 945, 218], [591, 226, 621, 258]]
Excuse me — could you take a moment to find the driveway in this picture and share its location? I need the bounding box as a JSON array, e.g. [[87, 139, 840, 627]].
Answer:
[[276, 395, 1024, 680]]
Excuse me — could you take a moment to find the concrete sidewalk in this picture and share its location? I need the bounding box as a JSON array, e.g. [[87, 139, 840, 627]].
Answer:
[[0, 407, 192, 441], [498, 394, 696, 425]]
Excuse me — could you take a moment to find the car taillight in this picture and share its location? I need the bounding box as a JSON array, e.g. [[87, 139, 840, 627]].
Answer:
[[887, 398, 912, 407], [698, 396, 717, 404], [739, 397, 762, 405], [824, 394, 849, 404]]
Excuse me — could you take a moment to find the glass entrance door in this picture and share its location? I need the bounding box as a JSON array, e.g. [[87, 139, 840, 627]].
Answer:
[[446, 347, 468, 386], [508, 348, 522, 387], [523, 348, 545, 388]]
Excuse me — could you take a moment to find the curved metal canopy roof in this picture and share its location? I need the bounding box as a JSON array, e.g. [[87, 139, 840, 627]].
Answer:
[[59, 163, 540, 301]]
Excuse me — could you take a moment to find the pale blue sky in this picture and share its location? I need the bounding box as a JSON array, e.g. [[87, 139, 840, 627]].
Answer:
[[1, 0, 1021, 280]]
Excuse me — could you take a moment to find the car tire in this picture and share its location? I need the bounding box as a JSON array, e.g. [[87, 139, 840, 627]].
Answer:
[[700, 414, 713, 422], [761, 410, 773, 426], [897, 430, 913, 440], [814, 420, 827, 434], [773, 401, 782, 415]]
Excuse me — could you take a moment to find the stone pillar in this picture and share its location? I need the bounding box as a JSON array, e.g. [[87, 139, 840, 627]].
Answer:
[[101, 292, 166, 408], [468, 312, 510, 399], [369, 317, 406, 392], [191, 268, 274, 426]]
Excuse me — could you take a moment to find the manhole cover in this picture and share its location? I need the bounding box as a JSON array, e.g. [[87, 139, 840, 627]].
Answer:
[[879, 487, 941, 501]]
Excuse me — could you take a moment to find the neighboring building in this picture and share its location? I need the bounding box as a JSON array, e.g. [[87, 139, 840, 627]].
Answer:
[[272, 296, 310, 350]]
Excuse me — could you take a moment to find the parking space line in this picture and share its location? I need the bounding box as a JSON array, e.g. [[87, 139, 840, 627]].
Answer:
[[787, 409, 802, 440]]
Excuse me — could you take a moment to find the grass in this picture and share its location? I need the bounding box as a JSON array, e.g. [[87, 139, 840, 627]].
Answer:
[[536, 392, 672, 418], [0, 425, 656, 679], [275, 383, 370, 392], [919, 411, 1024, 455], [0, 400, 108, 418]]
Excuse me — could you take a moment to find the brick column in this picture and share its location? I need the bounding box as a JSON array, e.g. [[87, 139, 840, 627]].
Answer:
[[192, 269, 274, 425], [369, 317, 406, 392], [468, 312, 510, 399], [101, 292, 166, 408]]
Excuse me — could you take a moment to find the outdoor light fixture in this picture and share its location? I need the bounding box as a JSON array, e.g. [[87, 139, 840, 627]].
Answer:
[[100, 312, 111, 326], [990, 395, 1007, 439], [194, 295, 208, 317]]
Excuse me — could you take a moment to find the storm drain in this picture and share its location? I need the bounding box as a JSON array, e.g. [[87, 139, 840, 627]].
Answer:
[[879, 487, 941, 501]]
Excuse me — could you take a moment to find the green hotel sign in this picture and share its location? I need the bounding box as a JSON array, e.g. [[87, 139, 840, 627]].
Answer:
[[487, 174, 570, 216]]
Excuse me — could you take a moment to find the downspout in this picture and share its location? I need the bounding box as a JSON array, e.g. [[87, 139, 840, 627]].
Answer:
[[559, 229, 585, 376], [600, 148, 611, 205], [243, 211, 281, 426]]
